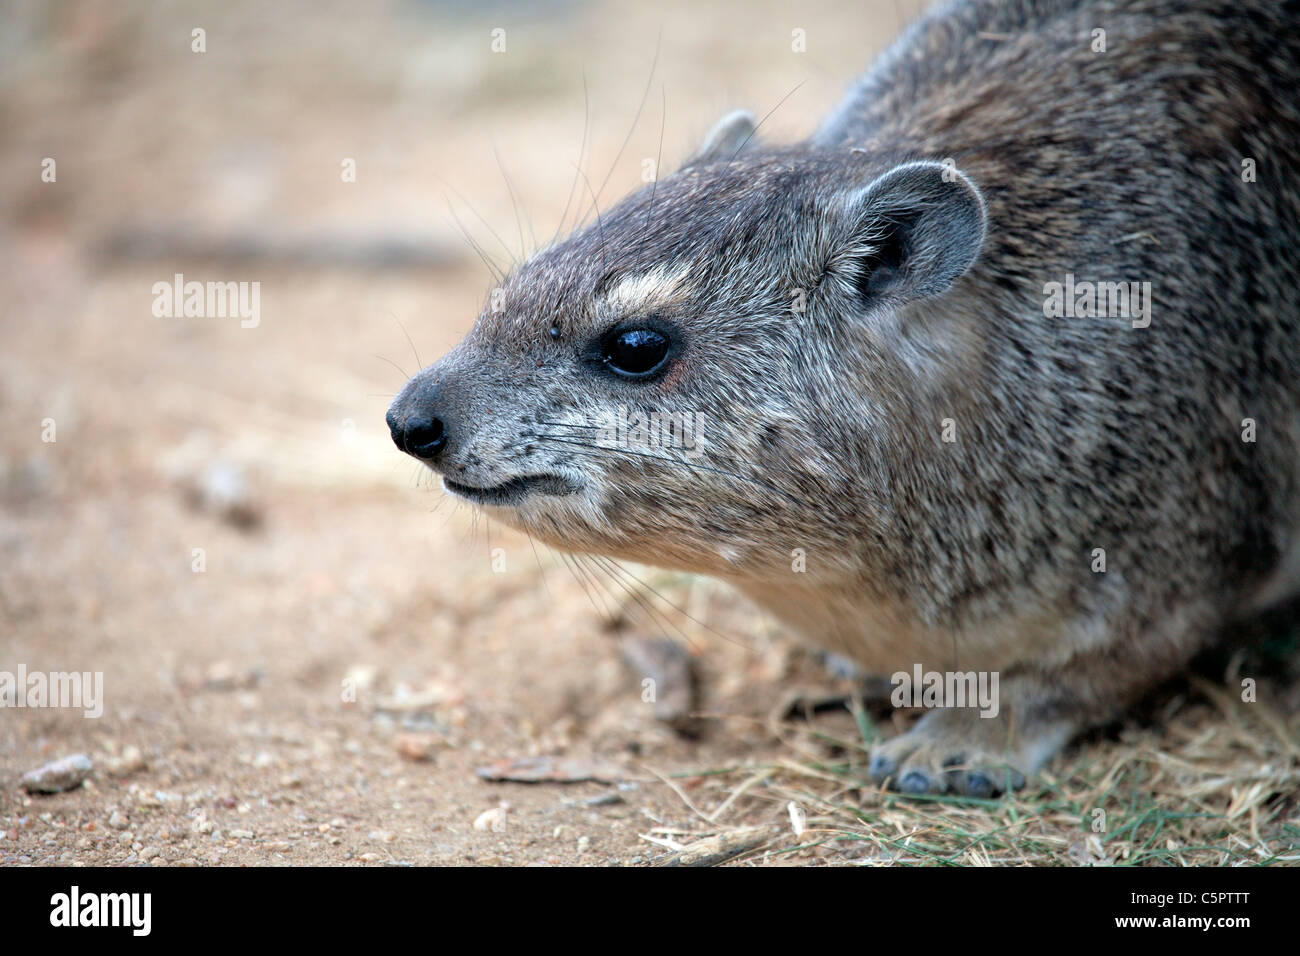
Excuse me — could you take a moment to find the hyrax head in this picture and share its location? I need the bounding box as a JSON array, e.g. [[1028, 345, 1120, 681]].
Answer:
[[388, 112, 987, 579]]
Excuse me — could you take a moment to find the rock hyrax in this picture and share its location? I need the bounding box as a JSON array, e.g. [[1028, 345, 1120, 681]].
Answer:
[[388, 0, 1300, 794]]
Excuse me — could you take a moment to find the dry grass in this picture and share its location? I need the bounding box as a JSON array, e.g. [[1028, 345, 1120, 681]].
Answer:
[[610, 578, 1300, 867], [639, 696, 1300, 866]]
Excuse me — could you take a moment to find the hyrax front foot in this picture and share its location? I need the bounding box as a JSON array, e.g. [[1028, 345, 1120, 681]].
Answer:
[[868, 706, 1073, 798]]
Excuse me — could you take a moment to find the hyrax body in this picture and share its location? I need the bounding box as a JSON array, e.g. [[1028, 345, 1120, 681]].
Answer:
[[389, 0, 1300, 794]]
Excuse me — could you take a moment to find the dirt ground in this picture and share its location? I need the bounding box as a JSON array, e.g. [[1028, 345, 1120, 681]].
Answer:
[[2, 0, 1298, 867]]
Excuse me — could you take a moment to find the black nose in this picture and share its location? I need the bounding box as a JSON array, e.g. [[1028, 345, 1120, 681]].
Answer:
[[387, 407, 447, 460]]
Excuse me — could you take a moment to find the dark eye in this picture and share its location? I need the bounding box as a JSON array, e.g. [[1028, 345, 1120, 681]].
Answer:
[[601, 328, 671, 378]]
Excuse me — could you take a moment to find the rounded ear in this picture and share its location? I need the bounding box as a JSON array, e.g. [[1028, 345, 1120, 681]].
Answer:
[[839, 160, 987, 304], [681, 109, 757, 169]]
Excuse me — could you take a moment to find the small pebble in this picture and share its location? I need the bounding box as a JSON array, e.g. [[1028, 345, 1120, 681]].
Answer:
[[105, 746, 146, 778], [20, 754, 93, 794], [189, 460, 261, 529], [473, 806, 508, 832], [394, 733, 436, 762]]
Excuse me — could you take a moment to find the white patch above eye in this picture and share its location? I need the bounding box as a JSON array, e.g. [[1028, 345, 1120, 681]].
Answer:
[[717, 544, 746, 566], [602, 264, 692, 312]]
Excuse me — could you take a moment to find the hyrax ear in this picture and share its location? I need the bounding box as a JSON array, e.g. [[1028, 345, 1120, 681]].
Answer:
[[837, 160, 986, 305], [681, 109, 758, 168]]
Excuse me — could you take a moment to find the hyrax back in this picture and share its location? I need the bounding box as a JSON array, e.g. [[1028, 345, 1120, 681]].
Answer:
[[388, 0, 1300, 794]]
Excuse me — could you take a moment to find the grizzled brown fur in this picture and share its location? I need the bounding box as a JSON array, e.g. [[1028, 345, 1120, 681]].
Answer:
[[389, 0, 1300, 795]]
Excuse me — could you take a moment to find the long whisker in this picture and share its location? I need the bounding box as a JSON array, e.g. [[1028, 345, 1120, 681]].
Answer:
[[493, 143, 532, 260], [571, 552, 638, 627], [552, 71, 591, 246], [437, 175, 519, 269], [730, 80, 807, 161], [535, 420, 820, 490], [443, 199, 504, 283], [588, 555, 704, 652], [389, 312, 422, 371], [579, 552, 701, 652], [573, 165, 608, 274], [371, 353, 409, 381], [637, 84, 667, 270], [559, 550, 616, 623], [592, 554, 755, 653], [523, 530, 552, 597], [534, 433, 803, 504], [540, 423, 768, 474], [538, 436, 792, 500], [576, 32, 662, 232]]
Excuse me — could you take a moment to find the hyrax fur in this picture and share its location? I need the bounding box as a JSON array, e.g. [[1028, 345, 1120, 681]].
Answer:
[[388, 0, 1300, 795]]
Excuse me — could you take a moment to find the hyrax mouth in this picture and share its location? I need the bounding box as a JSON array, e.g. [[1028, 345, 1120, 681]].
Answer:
[[442, 473, 581, 507]]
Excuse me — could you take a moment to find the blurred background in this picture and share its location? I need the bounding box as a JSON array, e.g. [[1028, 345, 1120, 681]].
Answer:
[[0, 0, 921, 866]]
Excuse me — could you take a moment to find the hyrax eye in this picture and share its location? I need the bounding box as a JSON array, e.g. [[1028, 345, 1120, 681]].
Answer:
[[601, 328, 671, 378]]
